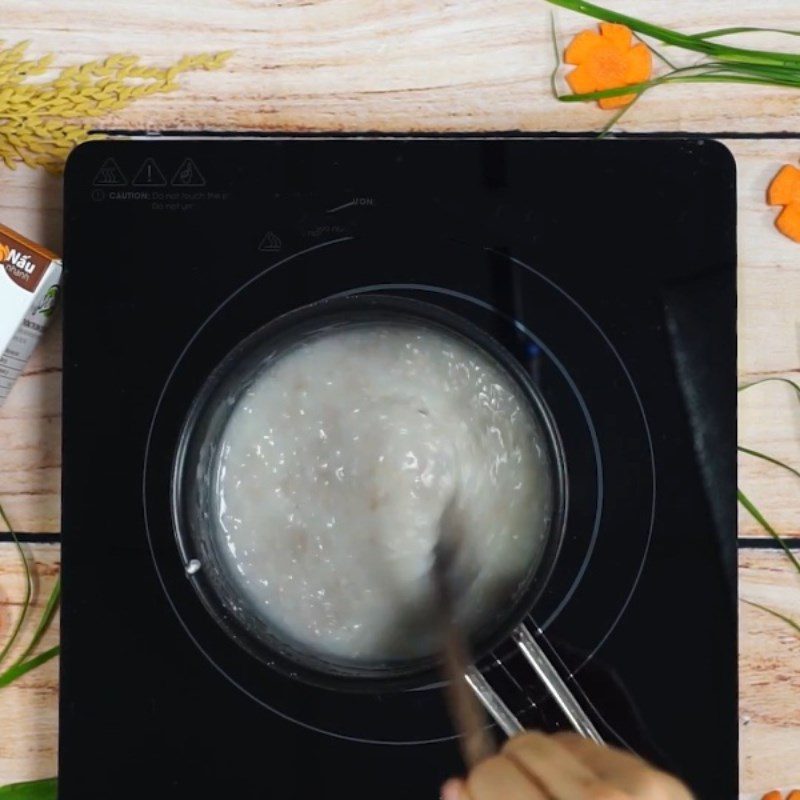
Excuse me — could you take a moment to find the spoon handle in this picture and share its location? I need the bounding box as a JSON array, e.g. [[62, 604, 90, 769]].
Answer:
[[440, 617, 497, 767]]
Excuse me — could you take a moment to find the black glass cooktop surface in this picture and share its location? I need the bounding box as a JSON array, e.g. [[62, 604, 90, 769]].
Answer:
[[61, 137, 737, 800]]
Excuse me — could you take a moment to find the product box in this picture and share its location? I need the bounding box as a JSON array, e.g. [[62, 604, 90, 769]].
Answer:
[[0, 223, 61, 405]]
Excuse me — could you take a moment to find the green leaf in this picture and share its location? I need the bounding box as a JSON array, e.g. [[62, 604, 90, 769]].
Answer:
[[0, 646, 60, 690], [738, 488, 800, 576], [0, 501, 32, 669], [743, 600, 800, 636], [739, 445, 800, 481], [13, 577, 60, 667], [694, 26, 800, 41], [0, 778, 57, 800]]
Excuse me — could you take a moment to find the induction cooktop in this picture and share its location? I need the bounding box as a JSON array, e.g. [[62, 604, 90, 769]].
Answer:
[[61, 137, 737, 800]]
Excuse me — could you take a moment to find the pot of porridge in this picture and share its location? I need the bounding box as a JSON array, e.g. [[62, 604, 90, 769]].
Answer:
[[171, 294, 566, 691]]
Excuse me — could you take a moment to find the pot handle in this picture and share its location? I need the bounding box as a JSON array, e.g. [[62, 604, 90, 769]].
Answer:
[[512, 623, 603, 743], [464, 666, 524, 738], [465, 623, 603, 744]]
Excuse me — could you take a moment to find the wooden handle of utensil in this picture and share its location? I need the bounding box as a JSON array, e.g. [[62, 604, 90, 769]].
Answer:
[[441, 619, 496, 767]]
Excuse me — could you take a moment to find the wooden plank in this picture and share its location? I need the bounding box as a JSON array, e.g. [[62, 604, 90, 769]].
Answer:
[[1, 140, 798, 536], [0, 324, 61, 535], [738, 375, 800, 539], [735, 139, 800, 539], [739, 549, 800, 795], [2, 0, 800, 135], [0, 543, 59, 786]]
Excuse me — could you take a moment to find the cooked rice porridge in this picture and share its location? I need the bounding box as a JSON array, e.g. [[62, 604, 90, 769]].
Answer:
[[213, 322, 552, 663]]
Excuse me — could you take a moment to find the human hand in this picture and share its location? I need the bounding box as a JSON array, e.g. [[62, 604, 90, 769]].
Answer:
[[441, 731, 694, 799]]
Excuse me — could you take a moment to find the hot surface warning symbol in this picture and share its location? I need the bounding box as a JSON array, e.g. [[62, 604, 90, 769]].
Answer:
[[132, 158, 167, 187], [258, 232, 282, 252], [93, 158, 127, 186], [171, 158, 205, 187]]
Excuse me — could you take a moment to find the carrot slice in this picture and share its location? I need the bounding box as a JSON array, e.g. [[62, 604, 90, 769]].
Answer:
[[786, 790, 800, 800], [565, 23, 651, 111], [776, 203, 800, 243], [761, 792, 782, 800], [590, 45, 630, 88], [599, 93, 636, 109], [768, 164, 800, 206], [565, 30, 604, 65], [566, 64, 597, 94], [626, 43, 652, 84], [600, 22, 633, 51]]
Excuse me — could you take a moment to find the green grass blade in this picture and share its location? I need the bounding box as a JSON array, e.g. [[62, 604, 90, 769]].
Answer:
[[695, 26, 800, 41], [743, 600, 800, 636], [738, 488, 800, 575], [557, 72, 716, 103], [675, 73, 800, 88], [739, 446, 800, 481], [598, 89, 645, 135], [543, 0, 800, 67], [555, 59, 783, 104], [557, 75, 669, 103], [0, 778, 57, 800], [703, 60, 800, 81], [634, 32, 677, 70], [0, 645, 60, 690], [544, 0, 700, 49], [739, 376, 800, 399], [13, 577, 60, 667], [549, 12, 561, 99], [558, 67, 800, 103], [0, 501, 32, 669]]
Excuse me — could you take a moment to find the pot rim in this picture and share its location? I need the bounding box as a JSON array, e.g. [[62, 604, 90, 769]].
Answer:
[[171, 293, 568, 693]]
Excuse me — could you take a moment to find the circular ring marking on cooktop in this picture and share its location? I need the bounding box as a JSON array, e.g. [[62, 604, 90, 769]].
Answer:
[[325, 282, 604, 631], [496, 248, 656, 669], [143, 235, 656, 744]]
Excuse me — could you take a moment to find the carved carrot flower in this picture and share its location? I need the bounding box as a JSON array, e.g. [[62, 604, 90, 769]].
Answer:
[[564, 22, 652, 109], [768, 163, 800, 243]]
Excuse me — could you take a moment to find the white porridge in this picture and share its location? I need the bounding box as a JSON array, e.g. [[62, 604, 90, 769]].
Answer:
[[212, 321, 552, 663]]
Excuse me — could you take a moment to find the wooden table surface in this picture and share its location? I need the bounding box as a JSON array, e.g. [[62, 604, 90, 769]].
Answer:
[[1, 1, 799, 795]]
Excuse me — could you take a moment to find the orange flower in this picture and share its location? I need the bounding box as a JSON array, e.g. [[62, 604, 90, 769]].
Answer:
[[767, 163, 800, 243], [565, 22, 652, 109]]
